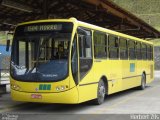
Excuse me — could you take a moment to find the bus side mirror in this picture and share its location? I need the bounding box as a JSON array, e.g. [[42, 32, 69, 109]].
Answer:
[[6, 39, 10, 52]]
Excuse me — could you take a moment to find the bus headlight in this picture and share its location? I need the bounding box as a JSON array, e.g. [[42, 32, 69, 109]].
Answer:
[[56, 87, 60, 91], [56, 86, 67, 91], [61, 86, 65, 90], [11, 84, 20, 91]]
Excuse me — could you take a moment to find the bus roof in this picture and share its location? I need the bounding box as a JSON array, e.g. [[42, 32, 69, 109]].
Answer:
[[17, 18, 153, 45]]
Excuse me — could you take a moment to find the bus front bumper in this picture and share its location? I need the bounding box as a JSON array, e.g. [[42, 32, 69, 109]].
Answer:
[[11, 87, 79, 104]]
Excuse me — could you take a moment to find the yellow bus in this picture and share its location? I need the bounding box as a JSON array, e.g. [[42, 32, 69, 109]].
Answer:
[[9, 18, 154, 105]]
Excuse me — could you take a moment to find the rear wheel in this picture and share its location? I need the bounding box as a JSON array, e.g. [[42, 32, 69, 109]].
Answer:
[[93, 80, 106, 105], [139, 74, 146, 90]]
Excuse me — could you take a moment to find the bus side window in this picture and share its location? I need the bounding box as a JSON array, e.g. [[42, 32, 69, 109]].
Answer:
[[136, 42, 142, 60], [78, 27, 92, 80], [147, 45, 151, 60], [120, 38, 128, 59], [94, 31, 107, 58], [128, 40, 136, 60], [142, 43, 147, 60], [108, 35, 119, 59]]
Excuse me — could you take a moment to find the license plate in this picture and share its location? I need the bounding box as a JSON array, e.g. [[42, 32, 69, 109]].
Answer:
[[31, 94, 42, 99]]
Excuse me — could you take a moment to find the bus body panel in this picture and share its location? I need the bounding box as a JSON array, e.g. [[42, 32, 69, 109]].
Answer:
[[102, 60, 122, 94], [11, 86, 79, 104], [77, 66, 97, 103], [10, 78, 70, 93], [122, 60, 138, 90], [77, 84, 98, 103]]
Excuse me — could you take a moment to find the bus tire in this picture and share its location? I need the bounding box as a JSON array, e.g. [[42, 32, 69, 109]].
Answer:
[[139, 73, 146, 90], [93, 79, 106, 105]]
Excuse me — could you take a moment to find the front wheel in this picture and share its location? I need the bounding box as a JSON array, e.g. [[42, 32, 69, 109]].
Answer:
[[93, 80, 106, 105]]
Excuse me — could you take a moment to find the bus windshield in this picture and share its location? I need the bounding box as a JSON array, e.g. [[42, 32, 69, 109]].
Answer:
[[11, 22, 73, 82]]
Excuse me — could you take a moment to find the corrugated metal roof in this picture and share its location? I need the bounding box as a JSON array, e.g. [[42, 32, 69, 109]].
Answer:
[[0, 0, 160, 38]]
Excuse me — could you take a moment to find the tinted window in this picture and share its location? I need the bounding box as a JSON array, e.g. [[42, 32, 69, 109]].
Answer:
[[78, 27, 92, 80], [147, 45, 151, 60], [129, 40, 136, 59], [94, 32, 107, 58], [120, 38, 128, 59], [108, 35, 119, 59], [142, 43, 147, 60], [136, 42, 142, 60]]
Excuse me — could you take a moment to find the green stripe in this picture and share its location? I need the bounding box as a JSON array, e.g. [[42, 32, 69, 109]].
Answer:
[[39, 84, 43, 90], [47, 84, 51, 90], [39, 84, 51, 90]]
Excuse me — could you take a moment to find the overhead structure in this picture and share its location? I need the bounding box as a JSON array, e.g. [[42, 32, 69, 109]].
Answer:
[[0, 0, 160, 38]]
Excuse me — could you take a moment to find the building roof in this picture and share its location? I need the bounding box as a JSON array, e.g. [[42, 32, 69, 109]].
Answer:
[[0, 0, 160, 38]]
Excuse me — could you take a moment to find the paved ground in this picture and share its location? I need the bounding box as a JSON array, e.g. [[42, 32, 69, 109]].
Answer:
[[0, 71, 160, 119]]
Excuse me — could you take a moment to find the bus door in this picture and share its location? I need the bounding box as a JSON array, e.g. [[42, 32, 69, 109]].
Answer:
[[76, 27, 96, 102]]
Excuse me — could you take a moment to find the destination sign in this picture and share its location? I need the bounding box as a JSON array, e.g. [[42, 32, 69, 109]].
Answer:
[[24, 24, 62, 32], [15, 22, 73, 36]]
